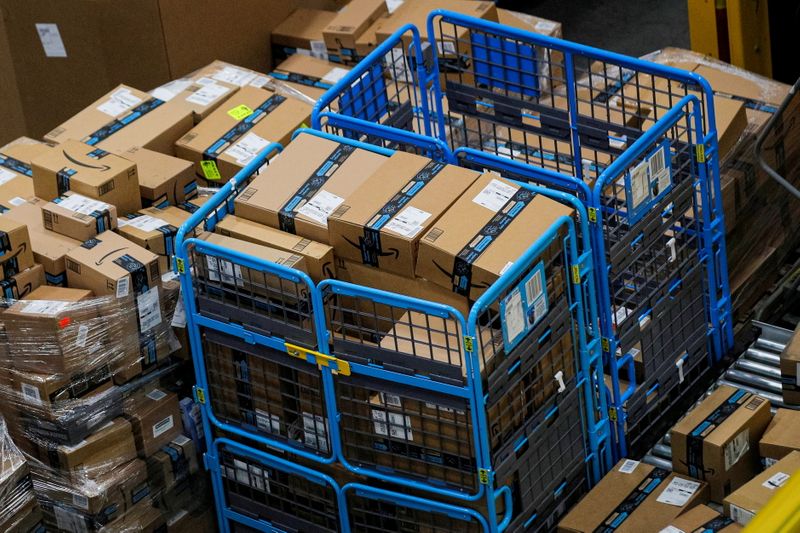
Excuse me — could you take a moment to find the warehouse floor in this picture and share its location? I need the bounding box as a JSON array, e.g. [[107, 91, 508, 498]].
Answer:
[[501, 0, 690, 57]]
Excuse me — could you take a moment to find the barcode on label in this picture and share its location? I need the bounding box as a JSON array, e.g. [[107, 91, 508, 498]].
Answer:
[[618, 459, 639, 474], [730, 504, 755, 525], [116, 277, 130, 298], [762, 471, 790, 490], [73, 493, 89, 510], [380, 393, 403, 408], [152, 415, 175, 438], [525, 268, 543, 303], [649, 146, 666, 176], [21, 383, 42, 405]]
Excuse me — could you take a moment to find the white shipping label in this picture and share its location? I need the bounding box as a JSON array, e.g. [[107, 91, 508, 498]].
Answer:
[[153, 415, 175, 438], [384, 206, 432, 238], [137, 287, 162, 334], [116, 276, 130, 298], [256, 409, 281, 434], [302, 412, 329, 453], [55, 505, 88, 533], [659, 527, 685, 533], [371, 409, 413, 440], [224, 132, 271, 165], [385, 0, 404, 13], [206, 257, 244, 287], [503, 289, 525, 347], [0, 168, 18, 186], [97, 88, 142, 117], [171, 294, 186, 328], [472, 178, 519, 212], [72, 493, 89, 511], [730, 504, 755, 526], [150, 79, 192, 102], [762, 471, 790, 490], [35, 23, 67, 58], [322, 67, 349, 85], [233, 459, 250, 485], [173, 434, 190, 446], [8, 197, 25, 207], [57, 193, 111, 215], [75, 325, 89, 348], [380, 393, 403, 408], [147, 389, 167, 401], [655, 477, 701, 507], [213, 66, 257, 87], [385, 47, 413, 83], [297, 190, 344, 224], [630, 160, 649, 209], [310, 40, 329, 61], [20, 383, 42, 405], [21, 300, 68, 315], [534, 20, 558, 33], [618, 459, 640, 474], [186, 82, 230, 106], [120, 214, 169, 233], [724, 429, 750, 471], [249, 75, 271, 88], [195, 77, 216, 86]]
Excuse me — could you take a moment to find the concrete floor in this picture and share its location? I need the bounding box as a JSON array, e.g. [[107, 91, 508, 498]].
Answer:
[[500, 0, 690, 58]]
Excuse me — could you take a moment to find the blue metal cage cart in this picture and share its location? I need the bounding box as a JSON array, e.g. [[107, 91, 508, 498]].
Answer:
[[176, 129, 611, 532], [311, 10, 735, 460]]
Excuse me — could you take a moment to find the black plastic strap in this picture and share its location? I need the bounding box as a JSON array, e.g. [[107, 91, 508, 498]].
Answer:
[[277, 143, 356, 234], [269, 71, 333, 89], [113, 254, 149, 296], [699, 515, 736, 531], [686, 388, 748, 480], [0, 152, 32, 176], [203, 94, 286, 162], [84, 98, 164, 146], [155, 224, 178, 256], [594, 467, 670, 532], [56, 168, 75, 196]]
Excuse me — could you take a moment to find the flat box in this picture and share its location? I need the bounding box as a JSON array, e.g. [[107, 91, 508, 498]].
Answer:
[[4, 286, 104, 375], [663, 504, 742, 533], [31, 139, 141, 215], [416, 173, 573, 300], [323, 0, 388, 52], [781, 325, 800, 405], [671, 386, 772, 503], [0, 263, 45, 300], [3, 198, 81, 286], [118, 146, 197, 208], [271, 55, 351, 103], [233, 133, 386, 244], [151, 74, 239, 124], [119, 206, 191, 272], [123, 389, 183, 458], [44, 417, 138, 481], [759, 409, 800, 466], [0, 216, 34, 281], [558, 460, 709, 532], [724, 450, 800, 526], [272, 9, 337, 56], [217, 215, 335, 283], [328, 152, 480, 277], [66, 230, 161, 298], [42, 192, 118, 242], [98, 499, 165, 533], [174, 86, 311, 182], [44, 84, 193, 157]]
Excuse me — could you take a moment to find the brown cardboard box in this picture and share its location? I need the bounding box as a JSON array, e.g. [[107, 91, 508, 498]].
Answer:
[[98, 499, 165, 533], [118, 206, 191, 272], [671, 386, 772, 502], [123, 389, 183, 458], [118, 146, 197, 208], [147, 434, 198, 492], [44, 418, 138, 480], [216, 215, 335, 283], [272, 9, 337, 60], [759, 409, 800, 466], [8, 361, 112, 409], [328, 152, 480, 277], [174, 86, 311, 182], [43, 85, 193, 157], [323, 0, 388, 56], [663, 504, 743, 532], [416, 173, 573, 300], [557, 460, 709, 532], [42, 192, 118, 241], [271, 55, 351, 102], [0, 138, 52, 209], [0, 216, 35, 282], [31, 139, 141, 214], [233, 133, 386, 244], [0, 177, 34, 212], [354, 15, 389, 59], [66, 230, 161, 298], [184, 60, 270, 90], [3, 198, 81, 286], [0, 263, 45, 300], [781, 326, 800, 405], [723, 450, 800, 526], [150, 75, 239, 124]]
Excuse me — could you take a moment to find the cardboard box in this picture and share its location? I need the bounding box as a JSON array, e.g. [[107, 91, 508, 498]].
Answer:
[[781, 325, 800, 405], [671, 386, 772, 502], [662, 504, 743, 533], [271, 9, 337, 61], [271, 55, 351, 102], [66, 230, 161, 298], [3, 198, 81, 286], [0, 263, 45, 300], [44, 418, 138, 480], [323, 0, 388, 58], [118, 206, 191, 272], [216, 215, 335, 282], [0, 138, 52, 210], [42, 192, 118, 241], [182, 60, 270, 90], [8, 361, 112, 409], [0, 216, 35, 282], [354, 15, 389, 59], [174, 86, 312, 182], [31, 139, 141, 215], [557, 459, 709, 532], [0, 177, 34, 213], [723, 450, 800, 526], [233, 133, 386, 244], [146, 434, 198, 492], [43, 85, 193, 157], [416, 173, 572, 300], [328, 152, 480, 277], [150, 74, 238, 124], [118, 146, 197, 208], [123, 389, 183, 457], [759, 408, 800, 467], [98, 499, 165, 533]]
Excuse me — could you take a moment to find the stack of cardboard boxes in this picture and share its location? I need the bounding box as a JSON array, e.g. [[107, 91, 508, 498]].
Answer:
[[0, 418, 45, 531]]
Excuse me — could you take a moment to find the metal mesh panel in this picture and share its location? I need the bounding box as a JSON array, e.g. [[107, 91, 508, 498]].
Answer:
[[347, 492, 483, 532]]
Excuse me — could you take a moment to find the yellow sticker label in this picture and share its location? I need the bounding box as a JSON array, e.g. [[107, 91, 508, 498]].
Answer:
[[228, 104, 254, 120], [200, 160, 221, 181]]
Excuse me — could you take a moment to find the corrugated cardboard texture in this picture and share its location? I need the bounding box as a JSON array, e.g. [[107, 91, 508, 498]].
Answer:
[[42, 192, 118, 242], [759, 409, 800, 462], [0, 216, 34, 281], [118, 146, 196, 208], [664, 504, 742, 532], [272, 9, 337, 52], [272, 55, 350, 102], [723, 450, 800, 525], [323, 0, 388, 51]]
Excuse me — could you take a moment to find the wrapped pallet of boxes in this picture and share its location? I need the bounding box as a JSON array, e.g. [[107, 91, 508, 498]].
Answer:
[[0, 418, 45, 532]]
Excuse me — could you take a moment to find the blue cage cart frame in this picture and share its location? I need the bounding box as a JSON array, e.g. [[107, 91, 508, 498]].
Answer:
[[176, 129, 611, 532], [311, 11, 735, 460]]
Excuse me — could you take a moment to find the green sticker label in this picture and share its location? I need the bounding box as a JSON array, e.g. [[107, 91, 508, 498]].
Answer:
[[227, 104, 254, 120], [201, 160, 221, 181]]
